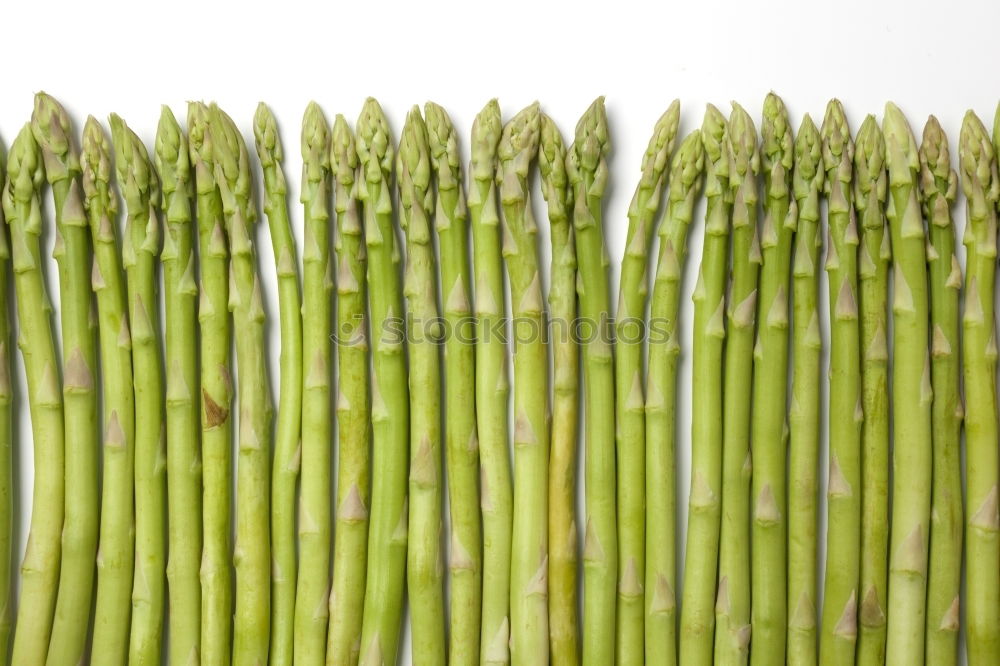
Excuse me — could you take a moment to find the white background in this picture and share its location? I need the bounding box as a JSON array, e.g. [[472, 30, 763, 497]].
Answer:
[[2, 0, 998, 662]]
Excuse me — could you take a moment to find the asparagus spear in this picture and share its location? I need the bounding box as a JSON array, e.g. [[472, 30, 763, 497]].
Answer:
[[787, 113, 824, 665], [252, 102, 303, 666], [211, 105, 273, 666], [110, 114, 167, 664], [883, 102, 932, 664], [31, 94, 99, 665], [568, 97, 617, 666], [854, 115, 890, 666], [818, 100, 861, 666], [83, 116, 136, 665], [4, 125, 64, 665], [469, 100, 514, 666], [293, 102, 332, 665], [749, 93, 795, 666], [0, 139, 10, 660], [960, 110, 999, 663], [154, 106, 203, 665], [715, 103, 761, 666], [920, 116, 963, 666], [498, 103, 550, 664], [644, 130, 705, 666], [399, 106, 446, 663], [616, 101, 679, 664], [187, 101, 233, 665], [425, 101, 483, 666], [679, 105, 729, 666], [357, 98, 410, 666], [538, 112, 579, 666], [327, 114, 370, 666]]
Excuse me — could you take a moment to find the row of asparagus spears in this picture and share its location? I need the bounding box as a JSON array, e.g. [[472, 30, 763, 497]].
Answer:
[[0, 90, 995, 666]]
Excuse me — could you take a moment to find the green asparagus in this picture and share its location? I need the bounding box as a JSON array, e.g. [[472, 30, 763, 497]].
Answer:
[[616, 101, 679, 665], [31, 94, 99, 666], [154, 105, 203, 665], [679, 105, 729, 666], [5, 125, 65, 665], [787, 113, 824, 665], [357, 98, 410, 666], [749, 93, 795, 666], [399, 106, 446, 664], [293, 102, 332, 665], [110, 114, 167, 664], [538, 112, 579, 666], [498, 103, 550, 664], [211, 104, 273, 666], [568, 97, 617, 666], [83, 116, 136, 666], [920, 115, 962, 666], [425, 101, 483, 666], [469, 100, 514, 666], [327, 114, 371, 666], [252, 102, 303, 666], [961, 110, 999, 663], [187, 101, 233, 665], [854, 115, 890, 666], [0, 138, 10, 660], [644, 130, 705, 666], [883, 102, 932, 664], [715, 103, 760, 666]]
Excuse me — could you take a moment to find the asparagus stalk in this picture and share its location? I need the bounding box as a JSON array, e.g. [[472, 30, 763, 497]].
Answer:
[[398, 106, 446, 663], [357, 98, 410, 666], [818, 100, 861, 666], [616, 101, 679, 664], [31, 94, 99, 665], [4, 125, 64, 665], [883, 102, 932, 664], [538, 112, 579, 666], [498, 103, 550, 664], [187, 101, 233, 665], [854, 115, 890, 666], [920, 116, 962, 666], [110, 114, 167, 664], [568, 97, 617, 666], [83, 116, 136, 665], [787, 113, 824, 665], [425, 101, 483, 665], [679, 105, 729, 666], [154, 106, 203, 665], [715, 103, 761, 666], [293, 102, 332, 665], [0, 139, 10, 660], [960, 110, 999, 663], [469, 100, 514, 666], [252, 102, 303, 666], [644, 130, 705, 666], [749, 93, 795, 666], [211, 105, 273, 666], [327, 114, 370, 666]]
